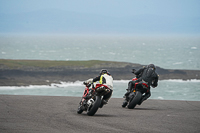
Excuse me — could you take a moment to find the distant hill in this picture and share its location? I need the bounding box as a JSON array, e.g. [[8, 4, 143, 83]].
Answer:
[[0, 59, 200, 86]]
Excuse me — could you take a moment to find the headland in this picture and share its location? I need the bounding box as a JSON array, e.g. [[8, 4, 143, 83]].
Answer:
[[0, 59, 200, 86]]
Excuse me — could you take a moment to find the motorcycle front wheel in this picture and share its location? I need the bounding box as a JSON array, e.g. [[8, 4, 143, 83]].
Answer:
[[127, 91, 142, 109], [87, 96, 101, 116]]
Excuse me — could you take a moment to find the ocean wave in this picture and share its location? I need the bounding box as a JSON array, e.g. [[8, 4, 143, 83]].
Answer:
[[0, 85, 51, 90], [0, 81, 84, 90], [114, 79, 200, 83], [0, 80, 199, 101], [173, 62, 183, 65], [157, 96, 164, 100], [51, 81, 83, 87], [113, 80, 129, 83], [160, 79, 200, 82], [191, 47, 197, 50], [0, 79, 199, 90]]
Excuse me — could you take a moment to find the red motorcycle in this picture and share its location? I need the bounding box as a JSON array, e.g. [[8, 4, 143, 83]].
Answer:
[[77, 83, 111, 116], [122, 78, 149, 109]]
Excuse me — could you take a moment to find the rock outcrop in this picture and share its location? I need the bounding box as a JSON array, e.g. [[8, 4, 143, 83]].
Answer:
[[0, 59, 199, 86]]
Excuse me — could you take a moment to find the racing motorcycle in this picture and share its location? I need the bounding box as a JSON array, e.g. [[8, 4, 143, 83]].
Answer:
[[122, 78, 149, 109], [77, 82, 111, 116]]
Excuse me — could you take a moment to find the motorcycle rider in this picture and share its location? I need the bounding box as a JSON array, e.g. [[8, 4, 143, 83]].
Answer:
[[84, 69, 113, 107], [123, 64, 159, 106]]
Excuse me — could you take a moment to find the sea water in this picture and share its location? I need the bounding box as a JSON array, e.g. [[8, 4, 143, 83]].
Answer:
[[0, 80, 199, 101], [0, 34, 200, 101]]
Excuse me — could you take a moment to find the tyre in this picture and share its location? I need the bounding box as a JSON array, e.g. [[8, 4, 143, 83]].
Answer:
[[127, 91, 142, 109], [87, 96, 101, 116]]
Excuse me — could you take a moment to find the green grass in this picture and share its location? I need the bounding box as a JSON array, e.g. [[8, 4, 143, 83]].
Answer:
[[0, 59, 120, 68]]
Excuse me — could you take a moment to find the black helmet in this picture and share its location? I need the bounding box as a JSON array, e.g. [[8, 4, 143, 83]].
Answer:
[[148, 64, 156, 69], [100, 69, 108, 75]]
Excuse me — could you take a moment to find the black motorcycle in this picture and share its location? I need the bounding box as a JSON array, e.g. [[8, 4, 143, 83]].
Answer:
[[122, 79, 149, 109]]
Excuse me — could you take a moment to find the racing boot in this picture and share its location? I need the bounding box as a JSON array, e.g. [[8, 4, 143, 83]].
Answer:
[[122, 95, 130, 108], [99, 91, 112, 108], [99, 99, 108, 108], [122, 99, 128, 108], [122, 88, 132, 107]]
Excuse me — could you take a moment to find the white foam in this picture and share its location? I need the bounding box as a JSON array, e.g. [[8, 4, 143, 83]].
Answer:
[[0, 81, 83, 90], [161, 79, 200, 82], [113, 80, 129, 83], [0, 85, 50, 90], [114, 79, 200, 83], [51, 81, 83, 87], [191, 47, 197, 49], [173, 62, 183, 65], [0, 79, 199, 91], [157, 96, 164, 100]]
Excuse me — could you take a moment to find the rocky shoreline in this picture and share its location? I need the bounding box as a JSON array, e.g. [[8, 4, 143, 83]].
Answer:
[[0, 59, 200, 86]]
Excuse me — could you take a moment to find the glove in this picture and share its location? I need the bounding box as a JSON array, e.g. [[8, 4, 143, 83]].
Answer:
[[83, 81, 87, 85]]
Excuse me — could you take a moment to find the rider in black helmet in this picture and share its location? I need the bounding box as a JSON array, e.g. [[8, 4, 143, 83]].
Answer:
[[99, 69, 108, 75], [123, 64, 159, 106]]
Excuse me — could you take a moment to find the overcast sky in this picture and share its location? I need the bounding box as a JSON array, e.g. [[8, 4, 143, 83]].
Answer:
[[0, 0, 200, 35], [1, 0, 199, 17]]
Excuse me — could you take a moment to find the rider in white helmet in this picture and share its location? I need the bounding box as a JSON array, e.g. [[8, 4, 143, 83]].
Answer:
[[84, 69, 113, 107]]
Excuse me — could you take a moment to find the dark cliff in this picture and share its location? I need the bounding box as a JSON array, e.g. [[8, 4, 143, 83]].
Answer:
[[0, 59, 199, 86]]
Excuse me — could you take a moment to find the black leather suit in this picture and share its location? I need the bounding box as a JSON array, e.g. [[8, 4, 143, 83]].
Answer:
[[126, 64, 159, 103]]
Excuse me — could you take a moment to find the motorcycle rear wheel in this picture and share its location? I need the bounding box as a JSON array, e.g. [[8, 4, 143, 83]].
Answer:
[[87, 96, 101, 116], [127, 91, 142, 109]]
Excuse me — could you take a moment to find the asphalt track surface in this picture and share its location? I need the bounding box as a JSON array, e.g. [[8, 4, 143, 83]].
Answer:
[[0, 95, 200, 133]]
